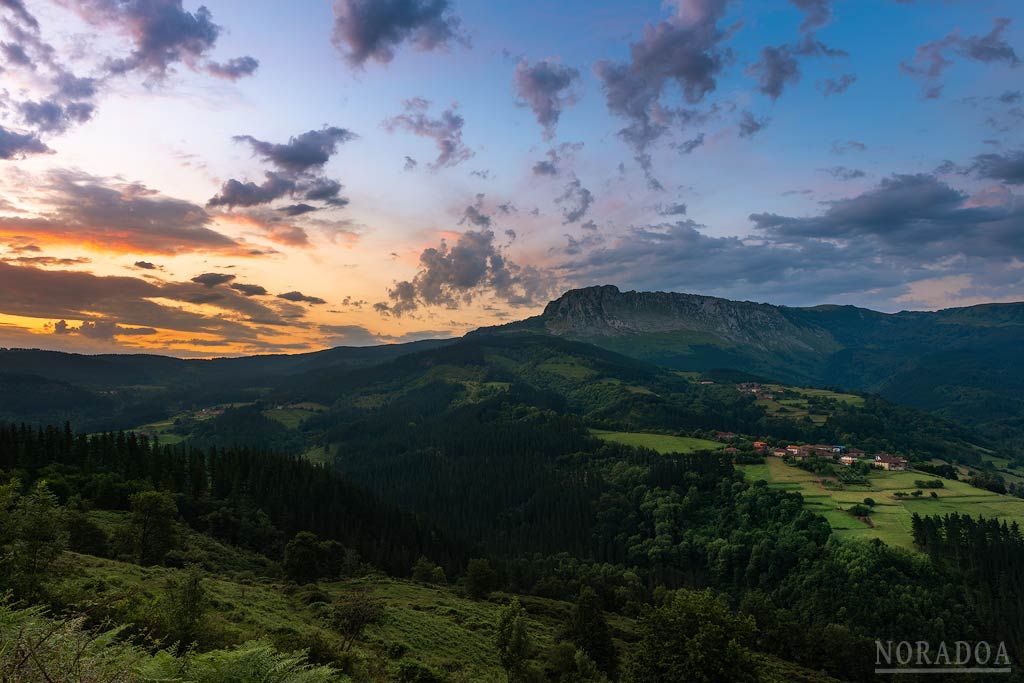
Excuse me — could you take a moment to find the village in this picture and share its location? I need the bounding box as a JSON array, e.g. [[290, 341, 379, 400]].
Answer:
[[712, 430, 909, 471]]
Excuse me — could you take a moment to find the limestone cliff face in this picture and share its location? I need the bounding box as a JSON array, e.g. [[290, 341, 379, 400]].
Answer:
[[536, 285, 837, 353]]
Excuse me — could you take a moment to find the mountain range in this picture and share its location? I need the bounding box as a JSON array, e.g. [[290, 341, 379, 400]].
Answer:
[[1, 284, 1022, 445], [484, 285, 1024, 444]]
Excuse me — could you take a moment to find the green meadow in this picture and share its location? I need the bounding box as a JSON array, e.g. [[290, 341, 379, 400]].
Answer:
[[740, 458, 1024, 550], [591, 429, 725, 454]]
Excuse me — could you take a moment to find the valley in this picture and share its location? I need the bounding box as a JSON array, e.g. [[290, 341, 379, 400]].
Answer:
[[2, 287, 1024, 681]]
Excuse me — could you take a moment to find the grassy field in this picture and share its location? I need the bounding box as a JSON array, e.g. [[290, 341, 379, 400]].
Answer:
[[740, 458, 1024, 550], [263, 402, 328, 429], [755, 385, 864, 425], [591, 429, 724, 454]]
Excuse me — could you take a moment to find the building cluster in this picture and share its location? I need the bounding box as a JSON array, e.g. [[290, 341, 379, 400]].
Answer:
[[736, 383, 777, 401], [758, 442, 907, 471]]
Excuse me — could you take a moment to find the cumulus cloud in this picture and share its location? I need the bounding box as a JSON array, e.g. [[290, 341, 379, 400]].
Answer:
[[970, 150, 1024, 185], [384, 97, 472, 169], [278, 203, 319, 217], [738, 111, 769, 137], [0, 170, 253, 255], [58, 0, 258, 81], [376, 229, 557, 316], [205, 55, 260, 80], [513, 58, 581, 140], [0, 125, 52, 159], [555, 178, 594, 224], [18, 99, 95, 134], [331, 0, 467, 66], [594, 1, 730, 186], [750, 45, 800, 100], [460, 195, 492, 228], [278, 290, 326, 305], [751, 173, 1024, 259], [229, 282, 268, 297], [208, 127, 354, 218], [190, 272, 235, 287], [234, 127, 356, 174], [902, 18, 1020, 98], [207, 172, 296, 208]]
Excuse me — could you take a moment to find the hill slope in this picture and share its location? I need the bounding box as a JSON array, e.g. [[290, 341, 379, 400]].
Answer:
[[482, 285, 1024, 444]]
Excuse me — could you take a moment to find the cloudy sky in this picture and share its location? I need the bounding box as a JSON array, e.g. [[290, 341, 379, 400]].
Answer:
[[0, 0, 1022, 356]]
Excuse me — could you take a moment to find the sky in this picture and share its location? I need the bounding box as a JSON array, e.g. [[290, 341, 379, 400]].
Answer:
[[0, 0, 1022, 357]]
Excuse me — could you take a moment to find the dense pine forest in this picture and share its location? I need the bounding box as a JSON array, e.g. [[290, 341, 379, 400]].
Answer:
[[3, 411, 1024, 681]]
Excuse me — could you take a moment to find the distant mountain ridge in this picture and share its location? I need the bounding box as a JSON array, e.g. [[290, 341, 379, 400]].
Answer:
[[479, 285, 1024, 443]]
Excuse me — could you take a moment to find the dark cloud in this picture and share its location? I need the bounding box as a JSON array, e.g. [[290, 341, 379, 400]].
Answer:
[[0, 125, 51, 159], [750, 45, 800, 100], [278, 290, 326, 305], [207, 173, 295, 208], [403, 155, 418, 171], [376, 229, 556, 316], [190, 272, 235, 288], [385, 98, 472, 170], [331, 0, 467, 66], [61, 0, 258, 81], [998, 90, 1022, 104], [52, 72, 98, 100], [460, 195, 492, 228], [1, 41, 32, 66], [0, 262, 307, 345], [531, 142, 581, 179], [1, 0, 39, 29], [594, 1, 730, 185], [532, 157, 559, 176], [738, 111, 768, 138], [970, 150, 1024, 185], [514, 58, 581, 140], [302, 177, 348, 206], [673, 133, 705, 154], [18, 99, 95, 133], [821, 73, 856, 96], [821, 166, 866, 180], [234, 127, 356, 174], [133, 260, 157, 269], [751, 173, 1024, 259], [278, 203, 318, 217], [556, 178, 594, 224], [902, 18, 1020, 98], [230, 283, 268, 297], [0, 170, 251, 255], [205, 55, 260, 80]]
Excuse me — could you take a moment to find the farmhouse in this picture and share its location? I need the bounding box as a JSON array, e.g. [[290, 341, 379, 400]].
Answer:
[[772, 448, 788, 457], [753, 440, 768, 453], [875, 453, 908, 471], [715, 431, 738, 441]]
